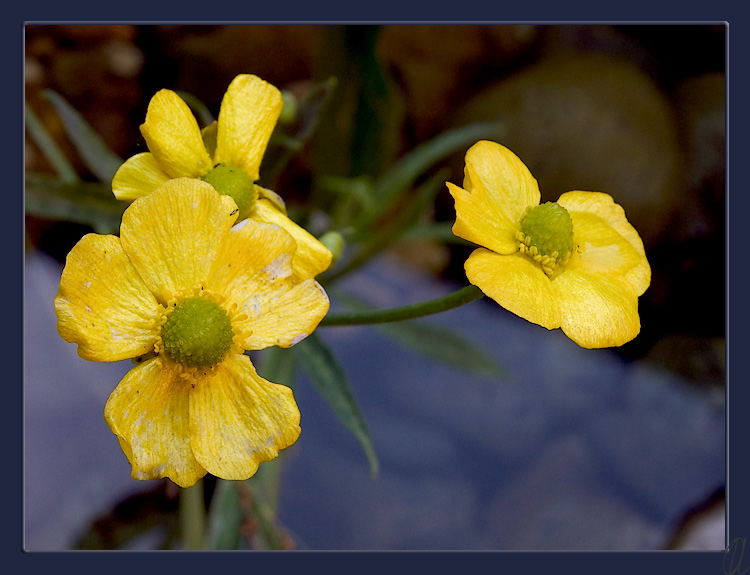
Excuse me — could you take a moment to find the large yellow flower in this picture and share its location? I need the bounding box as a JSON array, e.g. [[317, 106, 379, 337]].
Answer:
[[447, 141, 651, 349], [111, 73, 331, 281], [54, 178, 330, 487]]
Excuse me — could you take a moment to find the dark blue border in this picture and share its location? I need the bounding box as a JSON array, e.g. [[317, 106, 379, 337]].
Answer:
[[13, 3, 742, 573]]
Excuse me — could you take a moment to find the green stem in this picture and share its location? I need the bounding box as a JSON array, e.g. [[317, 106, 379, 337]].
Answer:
[[180, 479, 206, 550], [320, 284, 484, 326]]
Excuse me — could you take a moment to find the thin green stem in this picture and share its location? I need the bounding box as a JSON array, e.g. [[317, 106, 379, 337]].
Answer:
[[320, 284, 484, 326], [180, 479, 206, 550]]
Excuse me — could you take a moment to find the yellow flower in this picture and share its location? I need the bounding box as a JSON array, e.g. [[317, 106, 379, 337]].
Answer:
[[447, 141, 651, 349], [111, 73, 331, 281], [54, 178, 330, 487]]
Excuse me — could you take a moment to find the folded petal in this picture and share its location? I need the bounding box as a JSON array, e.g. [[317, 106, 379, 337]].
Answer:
[[558, 191, 651, 295], [566, 210, 645, 284], [55, 233, 159, 361], [253, 195, 333, 280], [448, 181, 520, 254], [140, 89, 213, 179], [450, 140, 541, 253], [189, 354, 300, 481], [120, 178, 238, 303], [104, 359, 207, 488], [465, 248, 561, 330], [554, 267, 641, 348], [239, 278, 330, 350], [111, 152, 171, 201], [214, 75, 282, 181]]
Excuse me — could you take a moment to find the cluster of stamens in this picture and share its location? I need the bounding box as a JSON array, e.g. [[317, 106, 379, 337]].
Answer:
[[516, 201, 575, 277], [149, 283, 252, 381]]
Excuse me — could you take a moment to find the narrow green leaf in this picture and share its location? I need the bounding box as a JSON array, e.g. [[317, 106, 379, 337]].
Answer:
[[358, 121, 506, 232], [24, 101, 78, 184], [291, 332, 379, 476], [25, 172, 125, 234], [324, 167, 448, 281], [205, 480, 243, 550], [376, 320, 506, 378], [42, 90, 124, 183]]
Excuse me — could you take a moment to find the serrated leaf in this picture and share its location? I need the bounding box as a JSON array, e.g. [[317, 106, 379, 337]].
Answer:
[[25, 172, 125, 234], [376, 320, 506, 378], [42, 90, 124, 183], [291, 332, 378, 476]]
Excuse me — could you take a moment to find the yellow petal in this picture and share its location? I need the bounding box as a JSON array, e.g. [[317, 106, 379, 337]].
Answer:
[[104, 359, 207, 488], [240, 278, 330, 350], [140, 89, 213, 179], [566, 210, 645, 281], [54, 233, 159, 362], [253, 194, 333, 280], [465, 248, 562, 330], [558, 191, 650, 295], [207, 216, 328, 348], [120, 178, 238, 303], [214, 75, 282, 181], [448, 182, 519, 254], [111, 152, 171, 201], [554, 268, 641, 348], [450, 140, 541, 252], [189, 354, 301, 481], [209, 215, 297, 300]]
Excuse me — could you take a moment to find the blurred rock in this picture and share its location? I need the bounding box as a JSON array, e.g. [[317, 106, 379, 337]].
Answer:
[[484, 434, 665, 550], [450, 52, 685, 248], [378, 24, 539, 140]]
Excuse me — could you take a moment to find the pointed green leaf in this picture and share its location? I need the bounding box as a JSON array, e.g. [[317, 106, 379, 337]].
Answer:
[[42, 90, 124, 183], [291, 332, 378, 476], [376, 320, 506, 378], [25, 101, 78, 184], [358, 121, 506, 232], [25, 172, 125, 234], [205, 479, 243, 550]]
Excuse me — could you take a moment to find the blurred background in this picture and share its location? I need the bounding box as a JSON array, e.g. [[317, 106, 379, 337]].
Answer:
[[24, 23, 726, 551]]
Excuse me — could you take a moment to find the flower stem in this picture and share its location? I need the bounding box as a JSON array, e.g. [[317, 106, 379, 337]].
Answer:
[[320, 284, 484, 326], [180, 479, 206, 550]]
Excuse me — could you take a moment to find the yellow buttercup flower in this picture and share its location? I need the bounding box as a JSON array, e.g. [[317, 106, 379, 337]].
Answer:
[[55, 178, 330, 487], [111, 73, 331, 281], [447, 141, 650, 349]]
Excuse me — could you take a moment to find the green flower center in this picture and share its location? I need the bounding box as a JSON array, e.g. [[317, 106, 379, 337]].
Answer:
[[161, 297, 235, 368], [516, 201, 575, 276], [202, 164, 257, 221]]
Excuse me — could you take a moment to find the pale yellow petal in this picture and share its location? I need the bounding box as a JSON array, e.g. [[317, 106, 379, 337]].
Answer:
[[140, 89, 213, 179], [214, 75, 282, 181], [104, 359, 207, 488], [111, 152, 171, 201], [208, 216, 296, 302], [239, 278, 330, 350], [119, 178, 238, 303], [54, 233, 159, 362], [558, 191, 650, 295], [465, 248, 561, 330], [253, 194, 333, 280], [566, 210, 644, 282], [189, 354, 300, 481], [450, 140, 541, 252], [554, 268, 641, 348]]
